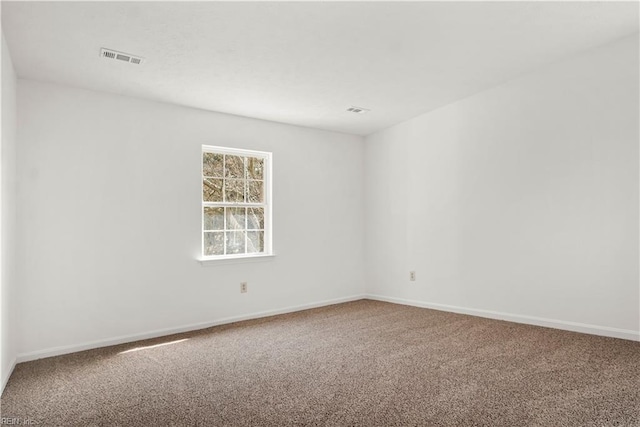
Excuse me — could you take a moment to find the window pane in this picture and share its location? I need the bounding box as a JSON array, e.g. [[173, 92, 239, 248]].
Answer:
[[226, 231, 246, 254], [247, 157, 264, 180], [203, 207, 224, 231], [226, 207, 246, 230], [225, 155, 245, 179], [203, 178, 223, 202], [204, 232, 224, 256], [247, 231, 264, 253], [247, 180, 264, 203], [224, 179, 245, 202], [247, 208, 264, 230], [203, 152, 223, 177], [201, 147, 270, 259]]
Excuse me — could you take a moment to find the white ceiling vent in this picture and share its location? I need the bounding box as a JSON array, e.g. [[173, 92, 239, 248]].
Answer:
[[346, 106, 370, 114], [100, 48, 144, 65]]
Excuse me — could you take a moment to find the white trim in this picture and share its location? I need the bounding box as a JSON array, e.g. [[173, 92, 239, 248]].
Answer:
[[1, 357, 16, 396], [14, 294, 638, 364], [198, 253, 276, 266], [16, 294, 366, 363], [202, 145, 270, 158], [365, 294, 640, 342]]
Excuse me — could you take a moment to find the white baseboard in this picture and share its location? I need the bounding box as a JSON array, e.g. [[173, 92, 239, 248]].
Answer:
[[1, 357, 17, 396], [366, 294, 640, 342], [13, 292, 639, 366], [16, 294, 366, 363]]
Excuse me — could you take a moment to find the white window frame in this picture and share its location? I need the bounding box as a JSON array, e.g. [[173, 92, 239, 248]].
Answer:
[[201, 145, 273, 260]]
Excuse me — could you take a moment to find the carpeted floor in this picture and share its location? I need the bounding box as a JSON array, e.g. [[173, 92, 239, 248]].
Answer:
[[1, 300, 639, 426]]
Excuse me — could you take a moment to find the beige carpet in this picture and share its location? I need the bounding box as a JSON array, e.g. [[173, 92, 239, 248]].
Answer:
[[1, 300, 639, 426]]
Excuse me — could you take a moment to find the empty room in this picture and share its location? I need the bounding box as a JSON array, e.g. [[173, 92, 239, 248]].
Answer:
[[1, 1, 639, 426]]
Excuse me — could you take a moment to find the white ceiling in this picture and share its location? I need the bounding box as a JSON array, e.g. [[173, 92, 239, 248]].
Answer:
[[2, 1, 638, 136]]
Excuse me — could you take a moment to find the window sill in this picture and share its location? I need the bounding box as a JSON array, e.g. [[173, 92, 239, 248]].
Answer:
[[197, 253, 276, 266]]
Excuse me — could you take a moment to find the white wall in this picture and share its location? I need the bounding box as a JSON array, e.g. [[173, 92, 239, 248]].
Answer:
[[365, 34, 640, 340], [1, 32, 18, 390], [16, 80, 365, 358], [8, 31, 640, 367]]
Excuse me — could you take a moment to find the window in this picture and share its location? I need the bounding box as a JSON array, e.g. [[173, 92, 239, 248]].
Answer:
[[201, 146, 272, 259]]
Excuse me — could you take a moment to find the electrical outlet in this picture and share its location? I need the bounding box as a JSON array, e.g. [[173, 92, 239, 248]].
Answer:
[[409, 271, 416, 281], [240, 282, 248, 293]]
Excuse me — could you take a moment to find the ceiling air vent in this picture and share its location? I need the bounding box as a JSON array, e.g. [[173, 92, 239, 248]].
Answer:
[[100, 48, 144, 65], [346, 106, 370, 114]]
